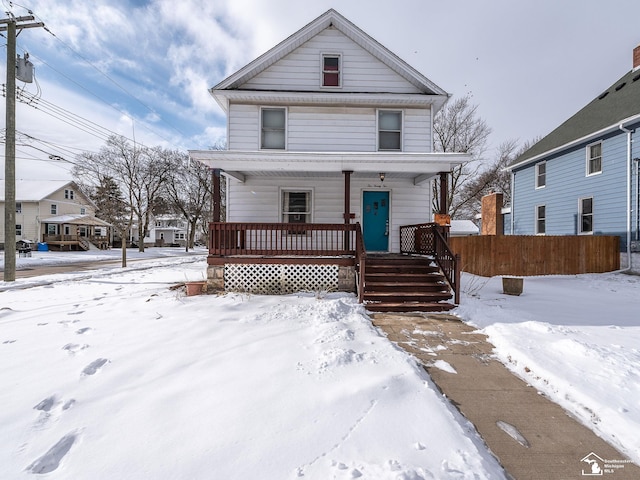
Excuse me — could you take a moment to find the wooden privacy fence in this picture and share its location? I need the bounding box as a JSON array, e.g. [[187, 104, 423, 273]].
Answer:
[[448, 235, 620, 277]]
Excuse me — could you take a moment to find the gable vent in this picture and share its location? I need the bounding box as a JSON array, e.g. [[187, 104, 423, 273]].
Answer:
[[615, 82, 627, 91]]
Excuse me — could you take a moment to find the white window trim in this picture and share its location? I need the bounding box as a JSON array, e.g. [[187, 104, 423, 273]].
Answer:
[[578, 197, 594, 235], [535, 161, 546, 189], [377, 109, 403, 151], [320, 52, 342, 89], [279, 187, 314, 225], [535, 204, 546, 235], [586, 141, 602, 177], [259, 106, 287, 151], [51, 204, 57, 215]]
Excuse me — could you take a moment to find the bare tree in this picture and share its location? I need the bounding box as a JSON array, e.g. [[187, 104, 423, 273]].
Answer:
[[163, 150, 213, 250], [73, 135, 173, 264], [433, 94, 492, 217]]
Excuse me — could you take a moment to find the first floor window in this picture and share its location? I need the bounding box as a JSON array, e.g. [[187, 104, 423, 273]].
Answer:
[[47, 224, 57, 235], [282, 190, 311, 232], [535, 205, 546, 234], [378, 110, 402, 150], [51, 204, 57, 214], [579, 197, 593, 234], [16, 224, 22, 236], [261, 108, 286, 149], [587, 142, 602, 175]]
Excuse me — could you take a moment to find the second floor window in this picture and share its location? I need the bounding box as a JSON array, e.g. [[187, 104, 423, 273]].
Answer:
[[378, 110, 402, 151], [261, 108, 286, 150], [587, 142, 602, 176], [51, 204, 57, 215], [16, 224, 22, 235], [535, 162, 546, 188], [16, 202, 22, 213], [80, 207, 86, 215]]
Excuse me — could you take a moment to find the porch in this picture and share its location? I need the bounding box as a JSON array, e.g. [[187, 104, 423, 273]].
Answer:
[[207, 222, 459, 312]]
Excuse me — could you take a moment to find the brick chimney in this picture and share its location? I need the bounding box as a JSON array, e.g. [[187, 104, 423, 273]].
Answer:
[[634, 44, 640, 70], [481, 192, 504, 236]]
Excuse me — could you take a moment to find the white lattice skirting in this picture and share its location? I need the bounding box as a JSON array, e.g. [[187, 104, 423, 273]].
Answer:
[[224, 264, 340, 294]]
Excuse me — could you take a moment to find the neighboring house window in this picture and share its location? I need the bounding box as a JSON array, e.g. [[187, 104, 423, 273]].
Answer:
[[587, 142, 602, 176], [51, 204, 57, 214], [322, 54, 340, 87], [80, 207, 86, 215], [535, 205, 546, 234], [47, 224, 56, 235], [65, 189, 74, 199], [378, 110, 402, 151], [261, 108, 286, 149], [281, 190, 312, 230], [535, 161, 546, 188], [16, 202, 22, 213], [579, 197, 593, 234], [16, 224, 22, 236]]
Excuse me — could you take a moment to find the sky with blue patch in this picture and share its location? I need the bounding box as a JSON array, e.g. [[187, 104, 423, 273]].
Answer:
[[2, 0, 640, 180]]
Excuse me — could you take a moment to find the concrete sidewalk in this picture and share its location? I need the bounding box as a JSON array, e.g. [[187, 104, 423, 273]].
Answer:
[[371, 313, 640, 480]]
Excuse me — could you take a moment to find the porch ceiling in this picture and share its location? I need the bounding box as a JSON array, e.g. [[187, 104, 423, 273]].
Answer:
[[189, 150, 469, 186]]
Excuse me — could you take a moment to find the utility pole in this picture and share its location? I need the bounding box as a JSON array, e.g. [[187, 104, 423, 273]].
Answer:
[[1, 14, 43, 281]]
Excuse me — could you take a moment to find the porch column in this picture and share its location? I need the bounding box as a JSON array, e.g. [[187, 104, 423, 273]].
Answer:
[[343, 170, 353, 250], [439, 172, 448, 215], [212, 168, 221, 222]]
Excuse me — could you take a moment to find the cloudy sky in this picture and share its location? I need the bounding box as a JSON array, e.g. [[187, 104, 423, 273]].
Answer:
[[2, 0, 640, 180]]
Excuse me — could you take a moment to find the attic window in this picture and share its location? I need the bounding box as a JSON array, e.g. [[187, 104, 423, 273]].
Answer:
[[322, 54, 341, 87]]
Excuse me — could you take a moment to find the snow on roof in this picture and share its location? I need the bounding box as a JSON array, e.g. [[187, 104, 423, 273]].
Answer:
[[450, 219, 479, 236], [45, 214, 111, 226]]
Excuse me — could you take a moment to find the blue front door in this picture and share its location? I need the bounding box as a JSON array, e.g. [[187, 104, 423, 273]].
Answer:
[[363, 191, 389, 251]]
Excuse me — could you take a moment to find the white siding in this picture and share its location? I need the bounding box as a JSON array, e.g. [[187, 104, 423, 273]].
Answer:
[[227, 175, 432, 253], [227, 104, 432, 153], [242, 29, 421, 94]]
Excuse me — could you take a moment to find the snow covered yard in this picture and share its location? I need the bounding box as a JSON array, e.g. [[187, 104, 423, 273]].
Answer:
[[1, 256, 504, 479], [456, 270, 640, 466]]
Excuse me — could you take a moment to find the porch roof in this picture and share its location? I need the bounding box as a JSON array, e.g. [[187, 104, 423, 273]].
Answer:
[[43, 214, 111, 227], [188, 150, 468, 186]]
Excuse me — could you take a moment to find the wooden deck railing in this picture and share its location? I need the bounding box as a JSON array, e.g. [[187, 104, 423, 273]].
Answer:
[[209, 222, 359, 256], [399, 223, 460, 304], [354, 223, 366, 303]]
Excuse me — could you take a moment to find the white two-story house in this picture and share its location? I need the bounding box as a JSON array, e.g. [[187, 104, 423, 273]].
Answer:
[[190, 9, 468, 311]]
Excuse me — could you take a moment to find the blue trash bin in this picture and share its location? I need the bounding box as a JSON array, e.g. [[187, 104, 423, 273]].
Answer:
[[37, 242, 49, 252]]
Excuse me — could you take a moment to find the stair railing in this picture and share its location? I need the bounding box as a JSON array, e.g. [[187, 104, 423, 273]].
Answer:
[[354, 222, 366, 303], [399, 223, 460, 305]]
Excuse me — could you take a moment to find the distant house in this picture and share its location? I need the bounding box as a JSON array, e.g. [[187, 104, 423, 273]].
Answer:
[[507, 44, 640, 262], [130, 215, 189, 247], [189, 9, 469, 311], [0, 180, 111, 250]]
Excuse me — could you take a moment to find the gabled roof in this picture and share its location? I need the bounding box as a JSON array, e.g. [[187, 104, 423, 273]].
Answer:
[[211, 9, 448, 107], [0, 180, 81, 202], [44, 214, 111, 227], [510, 67, 640, 169]]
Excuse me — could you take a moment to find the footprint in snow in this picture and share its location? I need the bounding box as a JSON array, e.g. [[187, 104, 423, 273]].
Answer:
[[81, 358, 109, 376], [75, 327, 92, 335], [26, 432, 78, 474], [62, 343, 89, 355], [3, 339, 17, 344], [67, 310, 84, 316]]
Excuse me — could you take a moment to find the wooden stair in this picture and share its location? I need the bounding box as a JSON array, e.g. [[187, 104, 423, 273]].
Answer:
[[363, 255, 455, 313]]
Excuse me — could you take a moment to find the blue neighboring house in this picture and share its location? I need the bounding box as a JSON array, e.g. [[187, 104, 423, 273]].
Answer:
[[507, 45, 640, 260]]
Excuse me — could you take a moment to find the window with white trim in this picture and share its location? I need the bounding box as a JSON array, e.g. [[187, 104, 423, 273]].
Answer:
[[47, 224, 57, 235], [579, 197, 593, 234], [535, 205, 546, 234], [16, 224, 22, 236], [378, 110, 402, 151], [80, 207, 86, 215], [261, 108, 286, 150], [281, 190, 312, 232], [51, 204, 57, 214], [587, 142, 602, 176], [16, 202, 22, 213], [64, 189, 74, 199], [535, 161, 546, 188], [321, 54, 341, 87]]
